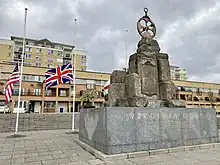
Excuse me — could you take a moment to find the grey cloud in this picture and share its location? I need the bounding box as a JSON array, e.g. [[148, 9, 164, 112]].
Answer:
[[0, 0, 220, 82]]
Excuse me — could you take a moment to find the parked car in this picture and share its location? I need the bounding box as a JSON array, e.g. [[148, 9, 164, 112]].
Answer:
[[0, 106, 10, 113]]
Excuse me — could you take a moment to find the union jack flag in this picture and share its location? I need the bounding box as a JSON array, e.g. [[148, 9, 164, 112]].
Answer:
[[45, 63, 74, 89]]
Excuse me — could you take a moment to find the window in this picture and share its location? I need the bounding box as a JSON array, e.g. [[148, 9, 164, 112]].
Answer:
[[48, 50, 53, 55], [63, 60, 70, 65], [25, 47, 32, 52], [34, 89, 41, 96], [0, 101, 5, 106], [36, 62, 41, 67], [59, 90, 67, 96], [45, 89, 52, 96], [45, 89, 56, 96], [81, 56, 86, 60], [57, 58, 63, 63], [23, 75, 28, 81], [57, 51, 62, 56], [86, 80, 95, 89], [24, 61, 31, 66], [75, 79, 86, 85], [25, 54, 31, 59], [44, 102, 55, 108], [48, 57, 53, 62], [15, 46, 23, 52], [13, 88, 19, 95], [65, 53, 71, 58], [81, 67, 86, 71], [21, 88, 27, 95], [36, 48, 42, 53], [47, 64, 53, 68], [14, 101, 22, 108], [8, 45, 13, 50], [1, 73, 10, 80], [87, 84, 95, 89], [81, 61, 87, 66], [40, 76, 44, 82], [95, 80, 102, 86]]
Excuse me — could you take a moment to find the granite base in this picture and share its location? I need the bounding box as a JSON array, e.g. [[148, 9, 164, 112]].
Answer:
[[79, 107, 219, 155]]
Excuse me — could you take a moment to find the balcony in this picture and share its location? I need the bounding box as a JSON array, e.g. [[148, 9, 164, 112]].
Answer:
[[44, 92, 56, 97], [58, 89, 69, 97], [44, 88, 56, 97]]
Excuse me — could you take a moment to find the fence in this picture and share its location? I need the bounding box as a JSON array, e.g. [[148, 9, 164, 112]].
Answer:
[[0, 113, 79, 133]]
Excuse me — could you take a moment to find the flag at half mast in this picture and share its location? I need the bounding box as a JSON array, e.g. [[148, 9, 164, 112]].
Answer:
[[103, 79, 110, 96], [5, 63, 20, 104], [45, 63, 74, 89]]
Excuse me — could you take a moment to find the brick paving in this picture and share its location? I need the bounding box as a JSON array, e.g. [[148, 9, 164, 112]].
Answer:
[[0, 130, 220, 165]]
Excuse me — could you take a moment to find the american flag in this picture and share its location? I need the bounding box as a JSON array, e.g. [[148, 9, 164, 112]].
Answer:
[[45, 63, 74, 89], [5, 63, 20, 104]]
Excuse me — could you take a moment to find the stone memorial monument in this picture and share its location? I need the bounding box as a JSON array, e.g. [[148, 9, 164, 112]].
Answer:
[[79, 8, 219, 155], [107, 7, 184, 108]]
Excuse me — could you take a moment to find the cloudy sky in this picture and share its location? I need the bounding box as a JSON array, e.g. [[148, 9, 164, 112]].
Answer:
[[0, 0, 220, 83]]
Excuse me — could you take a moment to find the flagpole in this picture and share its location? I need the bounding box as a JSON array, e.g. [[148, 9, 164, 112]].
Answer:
[[71, 18, 77, 131], [125, 29, 128, 71], [15, 8, 28, 134]]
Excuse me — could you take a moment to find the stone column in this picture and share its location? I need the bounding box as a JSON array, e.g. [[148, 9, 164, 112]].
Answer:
[[41, 101, 44, 113], [56, 87, 59, 97], [10, 100, 14, 114], [55, 101, 58, 113], [68, 101, 71, 113]]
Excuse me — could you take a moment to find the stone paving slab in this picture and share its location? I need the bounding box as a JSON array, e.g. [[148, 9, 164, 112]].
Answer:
[[0, 130, 220, 165]]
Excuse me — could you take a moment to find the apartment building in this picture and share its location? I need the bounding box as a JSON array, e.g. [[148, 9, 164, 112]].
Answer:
[[170, 65, 187, 81], [1, 37, 87, 71], [175, 80, 220, 113]]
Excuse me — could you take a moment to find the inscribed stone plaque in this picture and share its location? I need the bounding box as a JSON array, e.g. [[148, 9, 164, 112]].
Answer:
[[159, 108, 182, 148], [181, 108, 201, 145], [138, 57, 158, 96], [135, 108, 160, 144], [106, 107, 136, 146], [200, 108, 218, 138], [90, 108, 107, 145]]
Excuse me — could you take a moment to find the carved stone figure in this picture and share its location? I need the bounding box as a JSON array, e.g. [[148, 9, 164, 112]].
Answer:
[[107, 8, 185, 108]]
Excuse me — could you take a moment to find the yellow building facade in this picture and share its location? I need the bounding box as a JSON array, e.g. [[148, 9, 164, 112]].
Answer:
[[1, 37, 87, 71]]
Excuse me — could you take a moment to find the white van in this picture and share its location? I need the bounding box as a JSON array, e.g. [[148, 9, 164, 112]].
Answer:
[[0, 105, 10, 113]]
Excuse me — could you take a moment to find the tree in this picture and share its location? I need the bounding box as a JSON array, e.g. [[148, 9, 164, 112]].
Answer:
[[208, 91, 215, 108], [80, 89, 97, 108]]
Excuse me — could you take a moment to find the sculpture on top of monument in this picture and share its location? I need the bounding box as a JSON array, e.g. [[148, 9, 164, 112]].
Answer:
[[106, 7, 185, 108], [137, 7, 156, 39]]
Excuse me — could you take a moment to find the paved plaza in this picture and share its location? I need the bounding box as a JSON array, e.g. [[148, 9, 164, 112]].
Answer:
[[0, 130, 220, 165]]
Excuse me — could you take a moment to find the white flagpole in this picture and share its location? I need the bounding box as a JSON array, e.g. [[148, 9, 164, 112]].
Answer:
[[71, 18, 77, 131], [15, 8, 28, 134], [125, 29, 128, 70]]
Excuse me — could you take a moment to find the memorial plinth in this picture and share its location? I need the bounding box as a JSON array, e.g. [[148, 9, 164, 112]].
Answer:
[[79, 107, 219, 155]]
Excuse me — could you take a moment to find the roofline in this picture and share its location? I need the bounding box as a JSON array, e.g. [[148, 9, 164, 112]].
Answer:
[[173, 80, 220, 86], [0, 62, 111, 75], [10, 36, 75, 48]]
